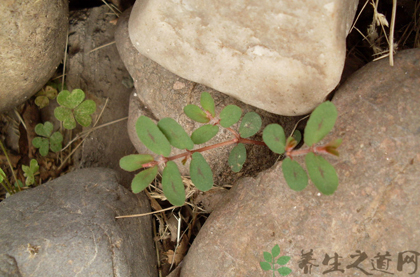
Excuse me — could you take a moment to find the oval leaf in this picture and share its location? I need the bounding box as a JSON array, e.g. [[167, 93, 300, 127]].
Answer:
[[200, 92, 215, 117], [263, 252, 273, 263], [136, 116, 171, 157], [228, 143, 246, 172], [277, 256, 291, 266], [293, 130, 302, 144], [49, 132, 63, 152], [263, 124, 286, 154], [74, 100, 96, 127], [190, 152, 213, 191], [278, 267, 292, 276], [191, 125, 219, 144], [282, 157, 308, 191], [239, 112, 262, 138], [304, 101, 337, 146], [158, 118, 194, 150], [120, 154, 154, 172], [260, 261, 272, 271], [57, 89, 85, 109], [219, 105, 242, 128], [305, 152, 338, 195], [184, 104, 209, 123], [271, 244, 281, 257], [162, 161, 185, 206], [131, 166, 158, 193], [54, 106, 76, 130]]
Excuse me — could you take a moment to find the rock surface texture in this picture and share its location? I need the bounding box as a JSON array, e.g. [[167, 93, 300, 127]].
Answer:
[[0, 0, 68, 113], [128, 0, 358, 116], [0, 168, 157, 277], [66, 6, 136, 187], [116, 9, 301, 186], [171, 49, 420, 276]]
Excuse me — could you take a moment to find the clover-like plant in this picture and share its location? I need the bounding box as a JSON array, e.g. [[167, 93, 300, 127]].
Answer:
[[120, 92, 341, 206], [54, 89, 96, 130], [32, 121, 63, 156], [260, 244, 292, 276], [35, 85, 58, 109], [22, 159, 39, 186]]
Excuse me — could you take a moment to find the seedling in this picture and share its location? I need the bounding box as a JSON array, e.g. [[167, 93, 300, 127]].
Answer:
[[260, 244, 292, 276], [22, 159, 39, 186], [54, 89, 96, 130], [120, 92, 341, 206], [35, 85, 58, 109], [32, 121, 63, 156]]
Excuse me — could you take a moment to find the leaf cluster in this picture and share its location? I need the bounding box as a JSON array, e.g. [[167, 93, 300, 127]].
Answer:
[[54, 89, 96, 130], [260, 245, 292, 276], [120, 92, 342, 206], [32, 121, 63, 156]]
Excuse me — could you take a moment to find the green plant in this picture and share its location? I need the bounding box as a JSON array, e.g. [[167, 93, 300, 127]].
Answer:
[[22, 159, 39, 186], [54, 89, 96, 130], [120, 92, 341, 206], [32, 121, 63, 156], [35, 85, 58, 109], [260, 245, 292, 276]]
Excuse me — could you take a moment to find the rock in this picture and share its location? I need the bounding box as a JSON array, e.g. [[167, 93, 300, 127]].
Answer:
[[0, 0, 68, 113], [128, 0, 358, 116], [116, 9, 301, 186], [0, 168, 157, 277], [172, 49, 420, 276], [65, 6, 136, 187]]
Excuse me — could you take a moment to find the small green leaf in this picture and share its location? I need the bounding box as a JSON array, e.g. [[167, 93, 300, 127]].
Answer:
[[271, 244, 281, 258], [263, 251, 273, 263], [191, 125, 219, 144], [260, 262, 272, 271], [184, 104, 209, 123], [49, 132, 63, 153], [200, 92, 215, 117], [158, 118, 194, 150], [74, 99, 96, 127], [239, 112, 262, 138], [282, 157, 308, 191], [190, 152, 213, 191], [293, 130, 302, 144], [325, 138, 343, 156], [285, 137, 298, 150], [54, 106, 76, 130], [304, 101, 337, 146], [35, 96, 50, 109], [305, 152, 338, 195], [120, 154, 154, 172], [162, 161, 185, 206], [219, 105, 242, 128], [278, 267, 292, 276], [136, 116, 172, 157], [228, 143, 246, 172], [22, 159, 39, 186], [34, 122, 53, 137], [0, 168, 5, 183], [131, 166, 158, 193], [32, 137, 50, 156], [57, 89, 85, 109], [277, 256, 291, 266], [263, 124, 286, 154]]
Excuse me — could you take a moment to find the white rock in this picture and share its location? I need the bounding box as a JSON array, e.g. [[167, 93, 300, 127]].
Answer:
[[128, 0, 358, 115]]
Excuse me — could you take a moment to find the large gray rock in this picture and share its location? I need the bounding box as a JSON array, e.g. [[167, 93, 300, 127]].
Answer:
[[0, 0, 68, 113], [116, 9, 301, 186], [172, 49, 420, 276], [0, 168, 157, 277], [128, 0, 358, 116]]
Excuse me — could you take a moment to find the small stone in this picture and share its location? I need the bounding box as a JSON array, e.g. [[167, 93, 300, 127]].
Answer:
[[173, 81, 186, 90]]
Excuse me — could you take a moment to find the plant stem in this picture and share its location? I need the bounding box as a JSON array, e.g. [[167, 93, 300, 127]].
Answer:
[[0, 140, 20, 192]]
